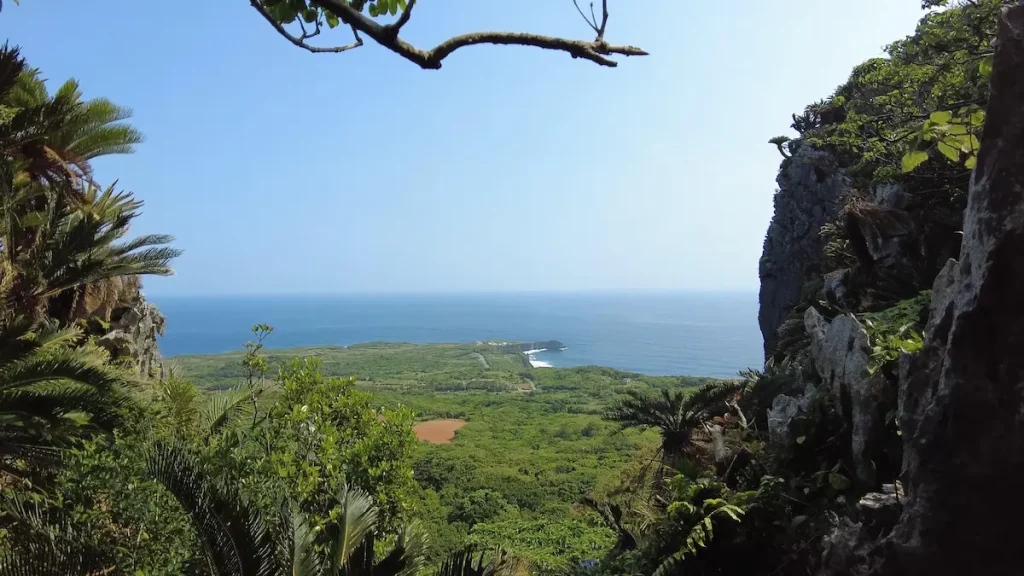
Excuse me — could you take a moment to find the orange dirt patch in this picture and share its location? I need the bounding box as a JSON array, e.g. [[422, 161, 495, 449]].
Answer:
[[413, 419, 467, 444]]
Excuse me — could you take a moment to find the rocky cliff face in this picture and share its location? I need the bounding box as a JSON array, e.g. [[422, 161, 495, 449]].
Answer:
[[881, 6, 1024, 573], [758, 145, 848, 357], [758, 4, 1024, 575], [97, 292, 166, 378]]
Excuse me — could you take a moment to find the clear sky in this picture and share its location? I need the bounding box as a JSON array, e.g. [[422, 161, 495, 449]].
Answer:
[[3, 1, 926, 295]]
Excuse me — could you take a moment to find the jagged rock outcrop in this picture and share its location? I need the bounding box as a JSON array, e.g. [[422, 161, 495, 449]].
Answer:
[[882, 5, 1024, 574], [759, 146, 848, 357], [820, 483, 903, 576], [97, 293, 166, 378], [766, 383, 814, 446], [805, 309, 890, 487]]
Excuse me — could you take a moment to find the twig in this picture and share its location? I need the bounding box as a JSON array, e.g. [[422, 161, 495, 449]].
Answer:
[[573, 0, 600, 34], [250, 0, 364, 54]]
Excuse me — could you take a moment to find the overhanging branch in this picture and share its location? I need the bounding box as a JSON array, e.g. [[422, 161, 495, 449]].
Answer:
[[251, 0, 363, 54], [253, 0, 647, 69]]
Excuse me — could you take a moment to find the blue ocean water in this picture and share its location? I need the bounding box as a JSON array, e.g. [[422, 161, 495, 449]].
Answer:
[[153, 292, 763, 378]]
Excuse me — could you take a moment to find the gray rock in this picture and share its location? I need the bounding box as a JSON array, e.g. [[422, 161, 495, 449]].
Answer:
[[845, 202, 919, 275], [759, 146, 849, 357], [883, 8, 1024, 574], [804, 308, 889, 487], [858, 482, 903, 532], [923, 258, 958, 342], [766, 379, 817, 446], [872, 183, 908, 210], [820, 484, 903, 576], [97, 293, 166, 378], [824, 268, 851, 307]]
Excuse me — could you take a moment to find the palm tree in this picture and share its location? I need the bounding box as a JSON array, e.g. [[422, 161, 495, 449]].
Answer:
[[0, 44, 178, 324], [0, 43, 142, 186], [605, 382, 741, 464], [0, 182, 181, 322], [0, 319, 128, 480], [145, 443, 429, 576]]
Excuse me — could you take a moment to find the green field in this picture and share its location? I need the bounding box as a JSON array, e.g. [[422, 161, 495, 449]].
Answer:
[[172, 342, 713, 569]]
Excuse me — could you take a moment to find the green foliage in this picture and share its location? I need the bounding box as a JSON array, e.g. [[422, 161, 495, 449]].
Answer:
[[449, 490, 512, 528], [177, 344, 670, 570], [792, 0, 998, 189], [605, 381, 741, 460], [262, 0, 406, 29], [653, 476, 748, 575], [901, 105, 985, 172], [219, 357, 418, 533], [146, 442, 428, 576], [467, 516, 614, 573], [861, 292, 931, 376], [0, 322, 129, 480]]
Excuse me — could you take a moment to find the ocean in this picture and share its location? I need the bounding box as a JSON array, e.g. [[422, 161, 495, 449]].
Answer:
[[153, 292, 764, 378]]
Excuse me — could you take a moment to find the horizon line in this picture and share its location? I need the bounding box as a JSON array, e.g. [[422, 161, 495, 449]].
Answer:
[[145, 287, 760, 299]]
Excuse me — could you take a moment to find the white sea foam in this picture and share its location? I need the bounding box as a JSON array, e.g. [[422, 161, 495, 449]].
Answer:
[[529, 359, 553, 368], [522, 349, 547, 355]]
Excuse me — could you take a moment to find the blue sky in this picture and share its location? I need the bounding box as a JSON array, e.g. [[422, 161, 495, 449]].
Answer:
[[3, 1, 925, 295]]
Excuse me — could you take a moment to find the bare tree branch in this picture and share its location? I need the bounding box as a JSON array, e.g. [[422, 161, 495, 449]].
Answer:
[[597, 0, 610, 41], [261, 0, 649, 69], [250, 0, 363, 54], [573, 0, 600, 34]]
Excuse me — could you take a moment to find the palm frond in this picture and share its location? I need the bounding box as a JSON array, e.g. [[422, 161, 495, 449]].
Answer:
[[146, 442, 277, 576], [201, 387, 250, 439], [277, 505, 320, 576], [0, 43, 26, 101], [436, 549, 512, 576], [327, 484, 379, 573]]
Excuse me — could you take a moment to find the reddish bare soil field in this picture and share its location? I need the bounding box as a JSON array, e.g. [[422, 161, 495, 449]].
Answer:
[[413, 419, 467, 444]]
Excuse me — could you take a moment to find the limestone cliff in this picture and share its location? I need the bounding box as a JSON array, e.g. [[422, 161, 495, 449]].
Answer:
[[97, 292, 166, 379], [758, 145, 847, 358]]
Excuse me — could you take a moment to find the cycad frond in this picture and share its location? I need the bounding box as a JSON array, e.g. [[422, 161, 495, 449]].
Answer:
[[147, 442, 277, 576], [0, 346, 120, 393], [0, 323, 128, 476], [683, 381, 741, 417]]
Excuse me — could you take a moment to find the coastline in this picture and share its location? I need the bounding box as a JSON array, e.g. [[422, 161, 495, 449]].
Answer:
[[523, 348, 555, 368]]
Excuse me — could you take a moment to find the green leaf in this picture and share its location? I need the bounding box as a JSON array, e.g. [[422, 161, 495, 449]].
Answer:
[[389, 0, 398, 16], [302, 8, 317, 23], [828, 472, 852, 491], [970, 109, 986, 127], [945, 123, 968, 135], [937, 140, 960, 162], [326, 12, 340, 27], [980, 54, 994, 77], [368, 3, 378, 16], [796, 435, 806, 445], [901, 150, 929, 173], [965, 156, 977, 169], [929, 110, 953, 125], [398, 0, 407, 9]]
